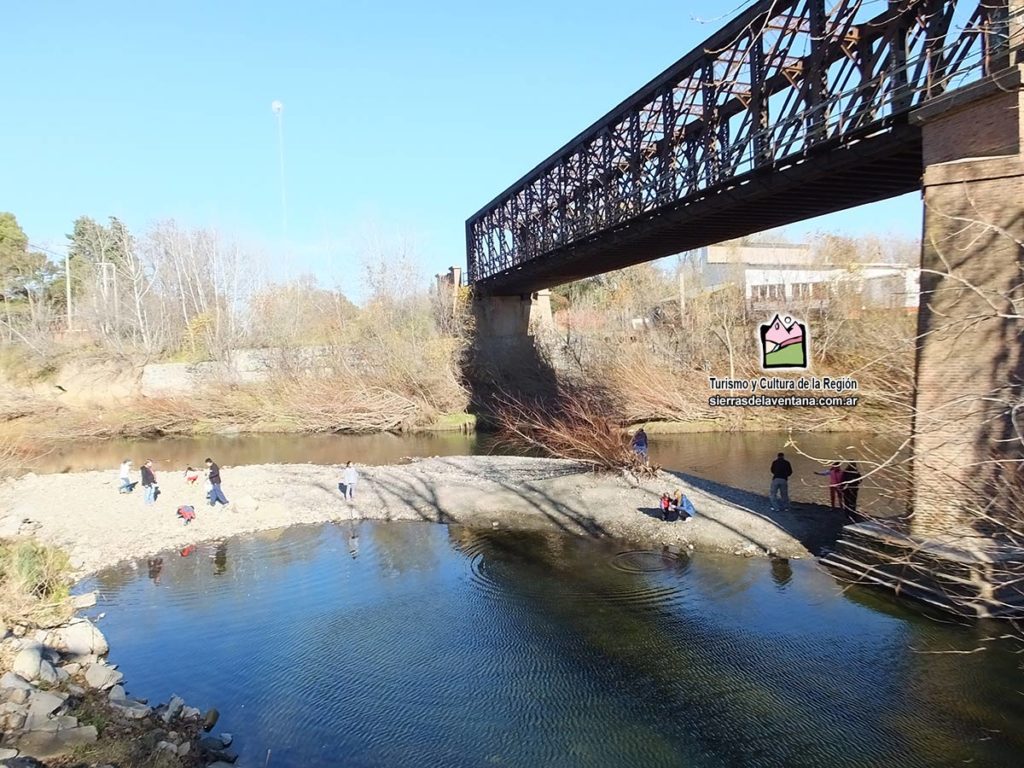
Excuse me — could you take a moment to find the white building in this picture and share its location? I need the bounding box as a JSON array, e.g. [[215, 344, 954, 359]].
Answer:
[[687, 242, 919, 313]]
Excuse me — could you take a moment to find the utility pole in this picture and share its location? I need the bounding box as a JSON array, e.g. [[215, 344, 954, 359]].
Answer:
[[65, 251, 72, 331], [271, 100, 288, 246]]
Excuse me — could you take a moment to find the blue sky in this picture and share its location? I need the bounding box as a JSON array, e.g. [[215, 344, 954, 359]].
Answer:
[[2, 0, 920, 291]]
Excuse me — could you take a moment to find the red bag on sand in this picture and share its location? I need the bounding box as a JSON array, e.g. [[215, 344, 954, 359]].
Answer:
[[177, 505, 196, 524]]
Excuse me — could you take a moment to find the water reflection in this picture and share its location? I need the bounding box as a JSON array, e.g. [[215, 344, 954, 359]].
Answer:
[[213, 542, 227, 576], [769, 556, 792, 588], [347, 527, 359, 559], [82, 523, 1023, 768]]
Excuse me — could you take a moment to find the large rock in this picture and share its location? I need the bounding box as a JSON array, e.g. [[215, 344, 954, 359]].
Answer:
[[83, 664, 122, 691], [46, 618, 108, 657], [22, 691, 67, 730], [35, 660, 57, 686], [107, 685, 126, 702], [161, 694, 184, 723], [11, 645, 43, 682], [16, 725, 97, 758], [0, 747, 19, 759], [27, 690, 66, 718], [3, 756, 46, 768], [70, 592, 96, 609], [108, 700, 151, 719], [1, 672, 34, 692], [7, 688, 30, 705]]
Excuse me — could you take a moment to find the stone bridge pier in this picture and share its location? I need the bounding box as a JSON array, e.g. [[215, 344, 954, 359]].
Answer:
[[466, 291, 555, 415], [824, 64, 1024, 617]]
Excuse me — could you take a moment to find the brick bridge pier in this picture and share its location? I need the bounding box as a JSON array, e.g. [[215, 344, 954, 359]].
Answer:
[[826, 64, 1024, 617]]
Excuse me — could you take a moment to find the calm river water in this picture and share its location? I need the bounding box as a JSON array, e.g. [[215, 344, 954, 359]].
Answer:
[[34, 430, 906, 515], [85, 522, 1022, 768]]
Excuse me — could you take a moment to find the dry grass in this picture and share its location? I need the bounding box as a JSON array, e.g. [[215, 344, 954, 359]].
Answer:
[[493, 388, 658, 478], [53, 687, 203, 768], [31, 373, 454, 439], [0, 539, 73, 627]]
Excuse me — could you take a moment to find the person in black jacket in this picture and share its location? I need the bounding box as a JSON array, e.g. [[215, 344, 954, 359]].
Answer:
[[841, 462, 862, 521], [140, 460, 158, 505], [769, 452, 793, 512], [205, 457, 229, 507]]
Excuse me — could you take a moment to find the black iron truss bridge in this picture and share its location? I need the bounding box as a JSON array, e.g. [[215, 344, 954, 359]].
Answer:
[[467, 0, 1022, 294]]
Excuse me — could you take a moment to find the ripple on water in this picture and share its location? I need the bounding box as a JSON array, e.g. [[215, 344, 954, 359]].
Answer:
[[82, 523, 1024, 768]]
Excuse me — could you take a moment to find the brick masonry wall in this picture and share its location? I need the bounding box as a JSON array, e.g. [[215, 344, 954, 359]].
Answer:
[[914, 89, 1024, 537]]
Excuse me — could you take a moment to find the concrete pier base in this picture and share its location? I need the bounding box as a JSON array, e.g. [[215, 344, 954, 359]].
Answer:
[[821, 521, 1024, 619]]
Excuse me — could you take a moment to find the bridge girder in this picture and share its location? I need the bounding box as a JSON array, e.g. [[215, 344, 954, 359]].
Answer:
[[467, 0, 1019, 294]]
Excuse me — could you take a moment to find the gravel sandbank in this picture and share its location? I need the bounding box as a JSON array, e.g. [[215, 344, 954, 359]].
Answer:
[[0, 456, 846, 575]]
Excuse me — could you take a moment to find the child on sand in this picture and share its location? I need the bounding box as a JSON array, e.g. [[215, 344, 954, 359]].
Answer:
[[177, 505, 196, 525], [814, 462, 844, 509], [184, 466, 200, 485], [659, 493, 671, 520]]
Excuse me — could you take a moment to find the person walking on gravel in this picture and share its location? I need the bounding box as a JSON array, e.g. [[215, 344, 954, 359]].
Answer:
[[205, 458, 229, 507], [631, 427, 649, 462], [769, 452, 793, 512], [140, 460, 158, 505]]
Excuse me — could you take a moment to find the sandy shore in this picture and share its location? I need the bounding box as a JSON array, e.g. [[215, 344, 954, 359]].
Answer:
[[0, 456, 846, 576]]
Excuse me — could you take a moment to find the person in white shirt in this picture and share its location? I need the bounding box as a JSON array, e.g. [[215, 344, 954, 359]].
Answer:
[[342, 461, 358, 501], [118, 459, 134, 494]]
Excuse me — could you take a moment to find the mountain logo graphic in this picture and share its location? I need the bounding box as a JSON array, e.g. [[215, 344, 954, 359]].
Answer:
[[759, 314, 808, 369]]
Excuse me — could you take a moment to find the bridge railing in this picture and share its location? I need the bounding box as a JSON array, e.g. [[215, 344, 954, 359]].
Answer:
[[467, 0, 1021, 286]]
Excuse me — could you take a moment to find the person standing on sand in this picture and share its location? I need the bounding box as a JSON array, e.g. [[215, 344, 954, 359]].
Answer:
[[631, 427, 649, 462], [205, 458, 229, 507], [769, 452, 793, 512], [140, 460, 158, 505], [814, 462, 844, 509], [841, 462, 862, 521], [343, 461, 358, 501], [118, 459, 134, 494]]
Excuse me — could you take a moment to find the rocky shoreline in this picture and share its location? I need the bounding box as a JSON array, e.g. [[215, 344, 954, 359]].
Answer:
[[0, 603, 239, 767]]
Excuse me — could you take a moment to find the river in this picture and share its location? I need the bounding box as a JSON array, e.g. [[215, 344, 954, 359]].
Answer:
[[83, 522, 1023, 767]]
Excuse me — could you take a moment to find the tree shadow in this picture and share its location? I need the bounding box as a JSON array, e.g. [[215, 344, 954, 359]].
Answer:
[[357, 457, 611, 539], [662, 469, 847, 556]]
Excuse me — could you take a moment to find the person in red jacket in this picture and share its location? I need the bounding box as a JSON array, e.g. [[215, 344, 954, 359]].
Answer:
[[815, 462, 844, 509]]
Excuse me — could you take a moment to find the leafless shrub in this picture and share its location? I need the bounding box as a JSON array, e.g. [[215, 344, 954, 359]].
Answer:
[[493, 388, 658, 477]]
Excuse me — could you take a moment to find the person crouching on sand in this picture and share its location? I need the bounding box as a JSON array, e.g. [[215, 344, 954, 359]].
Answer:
[[118, 459, 134, 494], [184, 466, 200, 485], [671, 488, 696, 522]]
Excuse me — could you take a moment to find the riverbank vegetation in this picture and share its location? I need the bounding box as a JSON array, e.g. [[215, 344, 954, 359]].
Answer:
[[2, 210, 918, 442], [0, 539, 72, 629]]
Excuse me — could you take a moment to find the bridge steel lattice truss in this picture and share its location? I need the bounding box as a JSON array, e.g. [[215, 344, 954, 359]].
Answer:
[[467, 0, 1021, 294]]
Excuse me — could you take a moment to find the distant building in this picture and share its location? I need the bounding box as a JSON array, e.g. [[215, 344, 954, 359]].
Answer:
[[687, 242, 919, 313]]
